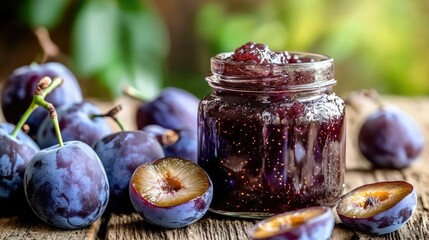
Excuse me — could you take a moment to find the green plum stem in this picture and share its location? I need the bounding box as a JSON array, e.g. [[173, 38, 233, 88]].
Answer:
[[91, 105, 125, 132], [36, 96, 64, 147], [122, 85, 147, 102], [10, 77, 63, 138]]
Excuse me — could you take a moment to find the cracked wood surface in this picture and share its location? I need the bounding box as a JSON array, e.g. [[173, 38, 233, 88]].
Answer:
[[1, 94, 428, 240]]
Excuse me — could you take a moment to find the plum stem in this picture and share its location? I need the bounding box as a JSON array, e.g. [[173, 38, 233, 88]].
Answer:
[[160, 130, 180, 145], [122, 86, 147, 102], [10, 77, 64, 148], [33, 27, 61, 63], [361, 89, 385, 108], [90, 105, 125, 131]]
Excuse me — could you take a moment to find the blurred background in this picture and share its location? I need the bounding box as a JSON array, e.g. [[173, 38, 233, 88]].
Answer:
[[0, 0, 428, 100]]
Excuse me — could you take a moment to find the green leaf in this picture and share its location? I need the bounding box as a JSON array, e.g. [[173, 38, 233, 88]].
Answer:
[[21, 0, 69, 28], [71, 0, 120, 76]]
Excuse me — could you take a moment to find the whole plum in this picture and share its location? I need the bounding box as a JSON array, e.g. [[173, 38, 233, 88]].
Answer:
[[142, 124, 197, 163], [134, 87, 199, 135], [24, 141, 109, 229], [358, 106, 424, 169], [93, 131, 165, 212], [1, 62, 82, 138], [37, 101, 112, 148], [0, 123, 40, 210]]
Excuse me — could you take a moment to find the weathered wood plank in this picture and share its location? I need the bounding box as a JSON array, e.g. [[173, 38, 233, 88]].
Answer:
[[0, 214, 99, 240]]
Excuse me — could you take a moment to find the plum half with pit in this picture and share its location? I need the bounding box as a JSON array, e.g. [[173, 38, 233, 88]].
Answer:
[[129, 157, 213, 228], [247, 206, 334, 240], [336, 181, 417, 235], [358, 106, 424, 169], [94, 131, 165, 212], [24, 141, 109, 229]]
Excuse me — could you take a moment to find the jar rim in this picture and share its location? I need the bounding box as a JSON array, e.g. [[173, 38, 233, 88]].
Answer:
[[211, 51, 333, 67], [207, 51, 335, 93]]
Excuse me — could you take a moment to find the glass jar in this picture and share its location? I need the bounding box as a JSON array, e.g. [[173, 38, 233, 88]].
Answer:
[[198, 51, 346, 219]]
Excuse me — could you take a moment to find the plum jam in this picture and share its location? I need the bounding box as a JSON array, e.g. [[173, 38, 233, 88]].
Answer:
[[198, 42, 346, 218]]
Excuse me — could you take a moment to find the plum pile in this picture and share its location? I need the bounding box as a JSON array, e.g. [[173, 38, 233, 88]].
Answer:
[[0, 60, 206, 229]]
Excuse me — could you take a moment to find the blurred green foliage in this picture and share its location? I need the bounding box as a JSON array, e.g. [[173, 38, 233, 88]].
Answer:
[[21, 0, 168, 99], [19, 0, 429, 98]]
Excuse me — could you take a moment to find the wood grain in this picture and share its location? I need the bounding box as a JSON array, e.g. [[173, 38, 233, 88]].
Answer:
[[1, 94, 428, 240]]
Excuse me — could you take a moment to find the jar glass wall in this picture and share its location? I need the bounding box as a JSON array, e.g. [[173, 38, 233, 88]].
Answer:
[[198, 49, 346, 219]]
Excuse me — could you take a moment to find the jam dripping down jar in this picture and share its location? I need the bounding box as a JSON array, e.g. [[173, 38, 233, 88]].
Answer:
[[198, 44, 346, 218]]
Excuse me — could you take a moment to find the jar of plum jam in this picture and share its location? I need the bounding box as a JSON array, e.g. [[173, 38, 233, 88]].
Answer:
[[198, 43, 346, 218]]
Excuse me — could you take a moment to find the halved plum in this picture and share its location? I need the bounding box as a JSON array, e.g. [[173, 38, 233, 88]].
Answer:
[[336, 181, 416, 235], [248, 206, 334, 240], [129, 157, 213, 228]]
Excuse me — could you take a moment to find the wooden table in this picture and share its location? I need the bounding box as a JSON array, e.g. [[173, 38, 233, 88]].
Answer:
[[1, 94, 428, 240]]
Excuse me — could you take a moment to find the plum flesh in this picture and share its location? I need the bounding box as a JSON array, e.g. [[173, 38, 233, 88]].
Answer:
[[336, 181, 417, 235], [248, 206, 334, 240], [129, 157, 213, 228]]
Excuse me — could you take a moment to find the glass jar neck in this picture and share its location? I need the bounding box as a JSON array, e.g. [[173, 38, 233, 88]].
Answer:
[[206, 51, 335, 94]]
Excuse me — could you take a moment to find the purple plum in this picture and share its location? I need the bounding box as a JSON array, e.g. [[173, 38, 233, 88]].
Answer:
[[93, 131, 165, 212], [248, 206, 335, 240], [0, 122, 40, 210], [358, 106, 424, 169], [24, 141, 109, 229], [336, 181, 417, 235], [1, 62, 83, 138], [135, 87, 199, 135], [36, 101, 112, 148], [129, 157, 213, 228]]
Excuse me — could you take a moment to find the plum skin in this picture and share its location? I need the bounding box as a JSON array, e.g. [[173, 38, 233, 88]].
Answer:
[[0, 123, 40, 209], [129, 170, 213, 229], [248, 206, 335, 240], [93, 131, 165, 212], [37, 101, 112, 149], [358, 107, 424, 169], [337, 186, 417, 235], [136, 87, 199, 135], [24, 141, 109, 229]]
